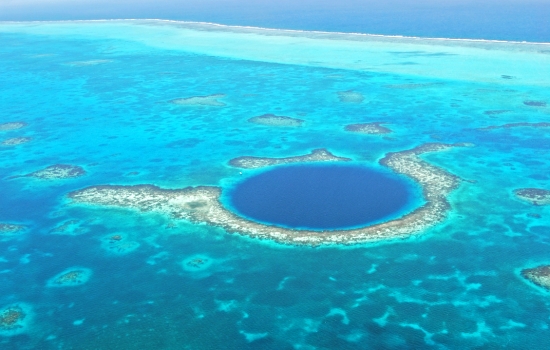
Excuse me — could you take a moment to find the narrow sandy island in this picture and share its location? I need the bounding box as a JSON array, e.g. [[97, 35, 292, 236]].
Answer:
[[476, 122, 550, 131], [229, 148, 351, 169], [68, 143, 469, 245]]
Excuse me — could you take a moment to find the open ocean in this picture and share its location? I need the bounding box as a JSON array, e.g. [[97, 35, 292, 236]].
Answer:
[[0, 3, 549, 349]]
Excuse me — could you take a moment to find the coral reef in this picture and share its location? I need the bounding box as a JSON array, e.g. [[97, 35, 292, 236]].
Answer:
[[67, 59, 112, 66], [101, 233, 140, 254], [13, 164, 86, 180], [514, 188, 550, 205], [248, 114, 304, 127], [0, 303, 32, 336], [229, 149, 351, 169], [68, 143, 468, 245], [0, 223, 27, 238], [0, 122, 27, 131], [48, 268, 92, 287], [344, 122, 392, 134], [170, 94, 226, 106], [0, 305, 26, 333], [1, 137, 32, 146], [182, 255, 213, 271], [337, 90, 364, 103], [522, 265, 550, 290], [49, 219, 89, 235], [476, 122, 550, 131], [384, 82, 442, 89]]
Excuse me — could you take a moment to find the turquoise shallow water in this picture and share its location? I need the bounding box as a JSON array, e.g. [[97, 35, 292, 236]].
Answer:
[[0, 20, 549, 349]]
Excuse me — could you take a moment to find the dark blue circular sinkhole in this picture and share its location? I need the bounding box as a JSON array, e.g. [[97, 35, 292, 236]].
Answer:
[[227, 164, 416, 230]]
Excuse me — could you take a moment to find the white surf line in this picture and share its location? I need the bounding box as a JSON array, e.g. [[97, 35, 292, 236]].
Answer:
[[0, 18, 549, 45]]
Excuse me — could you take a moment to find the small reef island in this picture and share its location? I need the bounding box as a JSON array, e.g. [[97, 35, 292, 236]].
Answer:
[[475, 122, 550, 131], [169, 94, 226, 107], [101, 233, 140, 255], [345, 122, 392, 135], [49, 219, 89, 235], [68, 143, 469, 245], [0, 304, 31, 336], [337, 90, 365, 103], [66, 59, 112, 66], [229, 148, 350, 169], [47, 267, 92, 287], [1, 137, 32, 146], [522, 265, 550, 290], [0, 122, 27, 131], [0, 223, 27, 238], [11, 164, 86, 180], [248, 114, 304, 127], [513, 188, 550, 206]]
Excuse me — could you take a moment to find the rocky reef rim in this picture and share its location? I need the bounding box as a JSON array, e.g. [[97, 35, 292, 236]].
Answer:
[[68, 143, 470, 246]]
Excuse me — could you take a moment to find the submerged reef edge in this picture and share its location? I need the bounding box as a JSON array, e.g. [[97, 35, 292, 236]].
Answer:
[[68, 143, 469, 245]]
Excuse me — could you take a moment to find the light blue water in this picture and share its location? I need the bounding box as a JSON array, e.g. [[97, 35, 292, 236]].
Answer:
[[0, 21, 549, 349]]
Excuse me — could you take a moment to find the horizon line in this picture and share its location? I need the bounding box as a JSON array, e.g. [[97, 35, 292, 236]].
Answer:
[[1, 18, 549, 46]]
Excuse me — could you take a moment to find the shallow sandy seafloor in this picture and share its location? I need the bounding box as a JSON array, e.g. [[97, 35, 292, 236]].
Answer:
[[1, 20, 550, 349]]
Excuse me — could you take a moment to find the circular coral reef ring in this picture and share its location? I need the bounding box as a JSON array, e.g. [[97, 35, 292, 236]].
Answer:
[[514, 188, 550, 206], [68, 143, 472, 246], [0, 303, 33, 336], [47, 267, 93, 287]]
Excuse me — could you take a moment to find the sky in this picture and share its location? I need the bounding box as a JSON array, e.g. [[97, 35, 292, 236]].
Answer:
[[0, 0, 549, 41]]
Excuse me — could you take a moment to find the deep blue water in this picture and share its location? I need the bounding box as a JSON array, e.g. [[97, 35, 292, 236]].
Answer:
[[0, 0, 549, 42], [229, 165, 413, 230]]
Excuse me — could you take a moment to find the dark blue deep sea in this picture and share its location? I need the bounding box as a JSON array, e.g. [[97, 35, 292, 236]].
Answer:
[[0, 2, 549, 349], [228, 165, 414, 230], [1, 0, 549, 42]]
